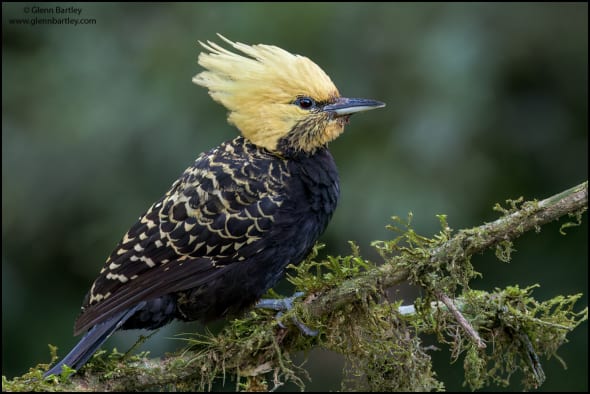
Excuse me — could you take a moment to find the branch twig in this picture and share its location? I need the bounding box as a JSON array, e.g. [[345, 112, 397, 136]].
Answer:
[[436, 291, 486, 349]]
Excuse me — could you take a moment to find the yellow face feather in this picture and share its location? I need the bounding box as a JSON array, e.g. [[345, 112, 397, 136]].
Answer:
[[193, 34, 341, 153]]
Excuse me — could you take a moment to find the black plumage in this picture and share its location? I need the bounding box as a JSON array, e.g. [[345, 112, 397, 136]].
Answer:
[[44, 35, 384, 378], [78, 137, 339, 332]]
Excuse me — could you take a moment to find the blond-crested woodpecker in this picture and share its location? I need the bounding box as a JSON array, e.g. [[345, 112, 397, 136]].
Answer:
[[44, 34, 384, 377]]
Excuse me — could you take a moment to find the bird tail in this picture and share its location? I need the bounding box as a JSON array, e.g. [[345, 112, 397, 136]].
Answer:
[[43, 302, 144, 378]]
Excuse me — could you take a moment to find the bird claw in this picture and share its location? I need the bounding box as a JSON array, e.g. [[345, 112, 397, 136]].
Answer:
[[289, 316, 319, 336], [255, 291, 304, 311], [256, 292, 318, 336]]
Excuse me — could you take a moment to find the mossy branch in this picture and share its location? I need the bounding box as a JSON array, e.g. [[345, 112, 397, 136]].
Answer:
[[4, 181, 587, 392], [292, 181, 587, 321]]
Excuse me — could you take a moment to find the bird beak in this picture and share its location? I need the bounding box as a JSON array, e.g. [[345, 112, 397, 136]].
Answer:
[[324, 97, 386, 117]]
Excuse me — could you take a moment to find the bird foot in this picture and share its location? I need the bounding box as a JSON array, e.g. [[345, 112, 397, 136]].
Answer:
[[255, 292, 318, 336]]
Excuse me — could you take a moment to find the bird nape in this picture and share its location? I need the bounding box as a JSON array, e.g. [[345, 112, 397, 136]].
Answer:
[[44, 34, 385, 378]]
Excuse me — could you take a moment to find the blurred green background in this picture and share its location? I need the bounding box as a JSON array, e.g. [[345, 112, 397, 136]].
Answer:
[[2, 2, 587, 391]]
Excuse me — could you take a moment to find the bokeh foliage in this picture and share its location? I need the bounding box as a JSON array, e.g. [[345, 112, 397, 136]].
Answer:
[[2, 3, 587, 391]]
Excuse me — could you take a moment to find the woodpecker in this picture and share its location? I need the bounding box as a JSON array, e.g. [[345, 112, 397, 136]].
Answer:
[[44, 34, 384, 377]]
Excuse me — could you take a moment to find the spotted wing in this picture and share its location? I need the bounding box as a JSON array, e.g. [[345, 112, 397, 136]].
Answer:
[[74, 139, 289, 334]]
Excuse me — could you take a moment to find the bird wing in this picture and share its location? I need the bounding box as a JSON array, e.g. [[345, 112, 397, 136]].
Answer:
[[74, 139, 288, 334]]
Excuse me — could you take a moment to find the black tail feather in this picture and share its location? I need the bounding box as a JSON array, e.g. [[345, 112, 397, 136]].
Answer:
[[43, 302, 144, 378]]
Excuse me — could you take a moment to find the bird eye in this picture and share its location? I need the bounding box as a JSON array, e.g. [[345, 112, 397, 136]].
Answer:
[[294, 97, 315, 110]]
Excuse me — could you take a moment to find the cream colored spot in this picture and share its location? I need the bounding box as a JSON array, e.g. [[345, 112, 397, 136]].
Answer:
[[89, 294, 102, 303], [106, 272, 129, 283], [140, 256, 156, 267], [246, 236, 261, 244]]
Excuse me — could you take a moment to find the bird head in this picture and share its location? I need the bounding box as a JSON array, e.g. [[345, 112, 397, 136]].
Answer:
[[193, 34, 385, 156]]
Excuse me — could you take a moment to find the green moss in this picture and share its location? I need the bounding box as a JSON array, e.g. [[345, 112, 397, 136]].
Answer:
[[560, 210, 586, 235], [287, 241, 373, 293], [372, 213, 480, 300], [453, 286, 587, 390]]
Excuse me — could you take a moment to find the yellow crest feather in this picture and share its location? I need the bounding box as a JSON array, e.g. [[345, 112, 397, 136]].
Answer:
[[193, 34, 340, 151]]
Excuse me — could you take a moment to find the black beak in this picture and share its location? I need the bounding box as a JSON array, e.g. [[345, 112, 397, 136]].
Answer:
[[324, 97, 386, 116]]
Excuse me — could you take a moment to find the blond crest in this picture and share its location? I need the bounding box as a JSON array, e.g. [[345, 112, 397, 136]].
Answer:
[[193, 34, 340, 151]]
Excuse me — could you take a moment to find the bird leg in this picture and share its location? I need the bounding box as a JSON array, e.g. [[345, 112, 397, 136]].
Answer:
[[255, 292, 318, 336]]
